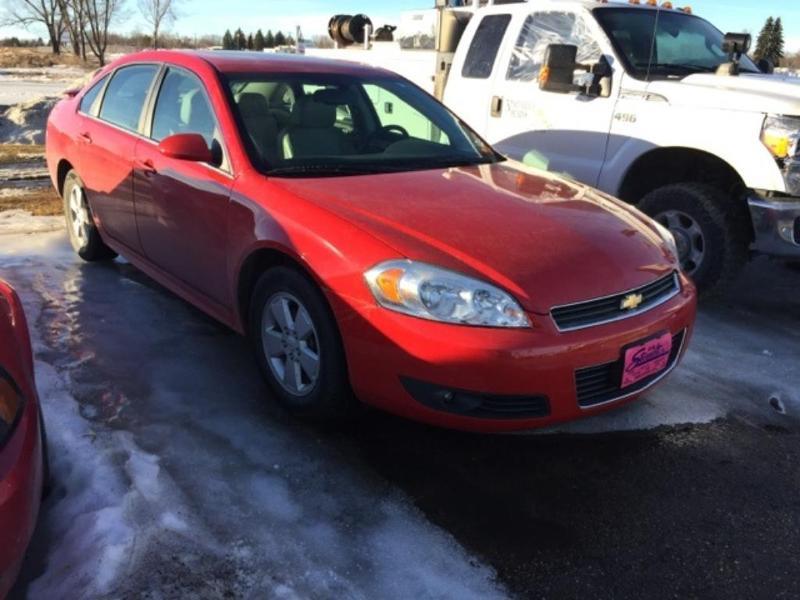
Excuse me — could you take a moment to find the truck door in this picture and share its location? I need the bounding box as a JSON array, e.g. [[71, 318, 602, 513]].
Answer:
[[484, 11, 618, 187], [444, 12, 513, 135]]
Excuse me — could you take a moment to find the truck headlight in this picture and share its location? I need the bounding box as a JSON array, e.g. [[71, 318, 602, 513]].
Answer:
[[761, 115, 800, 160], [365, 260, 531, 328]]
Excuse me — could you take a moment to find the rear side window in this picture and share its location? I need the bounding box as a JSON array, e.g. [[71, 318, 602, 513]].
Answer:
[[462, 14, 512, 79], [99, 64, 159, 132], [79, 75, 108, 115], [507, 12, 602, 81]]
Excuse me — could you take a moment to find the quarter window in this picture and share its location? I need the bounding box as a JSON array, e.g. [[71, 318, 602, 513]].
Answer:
[[99, 64, 159, 131], [462, 14, 512, 79], [79, 75, 108, 115], [507, 12, 602, 81]]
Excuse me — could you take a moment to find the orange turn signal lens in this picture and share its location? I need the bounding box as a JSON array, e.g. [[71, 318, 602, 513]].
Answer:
[[374, 268, 405, 304]]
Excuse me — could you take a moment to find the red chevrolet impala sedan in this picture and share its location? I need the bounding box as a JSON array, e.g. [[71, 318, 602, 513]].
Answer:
[[46, 50, 696, 432], [0, 280, 47, 597]]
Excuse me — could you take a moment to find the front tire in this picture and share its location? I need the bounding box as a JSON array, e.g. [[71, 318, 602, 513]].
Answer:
[[249, 266, 355, 420], [63, 170, 116, 262], [638, 183, 749, 296]]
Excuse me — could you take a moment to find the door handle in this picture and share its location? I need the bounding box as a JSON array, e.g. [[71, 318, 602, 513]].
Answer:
[[78, 132, 92, 144], [136, 158, 156, 175], [490, 96, 503, 118]]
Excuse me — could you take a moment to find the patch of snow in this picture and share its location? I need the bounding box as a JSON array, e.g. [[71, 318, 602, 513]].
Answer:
[[0, 210, 63, 235]]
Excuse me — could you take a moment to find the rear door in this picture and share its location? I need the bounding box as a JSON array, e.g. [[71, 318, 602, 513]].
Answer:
[[76, 64, 160, 253], [444, 12, 513, 135], [485, 10, 618, 187], [134, 66, 233, 305]]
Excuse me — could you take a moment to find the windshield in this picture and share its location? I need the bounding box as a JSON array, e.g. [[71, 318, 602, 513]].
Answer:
[[594, 7, 759, 80], [226, 73, 499, 177]]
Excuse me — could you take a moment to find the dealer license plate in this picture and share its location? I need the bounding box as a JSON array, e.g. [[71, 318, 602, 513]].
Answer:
[[621, 332, 672, 389]]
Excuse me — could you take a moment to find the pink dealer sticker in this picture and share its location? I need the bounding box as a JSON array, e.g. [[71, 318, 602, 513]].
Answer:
[[621, 332, 673, 389]]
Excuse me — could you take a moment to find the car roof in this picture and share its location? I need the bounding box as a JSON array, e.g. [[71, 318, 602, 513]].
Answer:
[[117, 49, 398, 78]]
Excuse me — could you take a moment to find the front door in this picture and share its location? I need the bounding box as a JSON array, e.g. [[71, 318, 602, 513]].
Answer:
[[133, 66, 233, 306], [485, 11, 619, 187]]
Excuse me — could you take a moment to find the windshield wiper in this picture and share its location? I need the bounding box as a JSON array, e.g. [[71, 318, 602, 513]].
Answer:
[[267, 164, 383, 177]]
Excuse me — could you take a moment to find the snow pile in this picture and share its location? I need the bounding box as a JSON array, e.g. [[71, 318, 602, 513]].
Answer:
[[0, 209, 62, 234], [0, 97, 59, 144]]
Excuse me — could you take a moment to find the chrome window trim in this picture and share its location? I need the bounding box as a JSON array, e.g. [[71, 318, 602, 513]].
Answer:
[[551, 272, 681, 333], [576, 328, 687, 411]]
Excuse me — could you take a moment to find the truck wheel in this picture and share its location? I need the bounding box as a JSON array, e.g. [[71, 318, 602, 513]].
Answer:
[[249, 266, 356, 421], [639, 183, 749, 295], [63, 170, 117, 262]]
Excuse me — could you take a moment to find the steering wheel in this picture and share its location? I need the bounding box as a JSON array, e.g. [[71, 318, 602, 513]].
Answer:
[[365, 124, 410, 148]]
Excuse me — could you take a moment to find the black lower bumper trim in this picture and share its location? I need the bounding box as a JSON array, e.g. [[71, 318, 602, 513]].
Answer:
[[400, 377, 550, 420]]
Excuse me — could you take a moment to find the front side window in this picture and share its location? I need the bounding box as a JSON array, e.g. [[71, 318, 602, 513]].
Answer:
[[99, 64, 159, 131], [227, 73, 498, 177], [151, 67, 226, 168], [79, 75, 108, 115], [462, 14, 512, 79], [507, 12, 603, 81], [593, 7, 759, 79]]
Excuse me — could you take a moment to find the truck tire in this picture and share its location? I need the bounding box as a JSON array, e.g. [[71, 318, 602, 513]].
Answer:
[[638, 183, 749, 296], [249, 266, 357, 421], [63, 170, 117, 262]]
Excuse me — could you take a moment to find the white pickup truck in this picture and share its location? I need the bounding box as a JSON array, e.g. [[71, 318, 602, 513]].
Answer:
[[308, 0, 800, 294]]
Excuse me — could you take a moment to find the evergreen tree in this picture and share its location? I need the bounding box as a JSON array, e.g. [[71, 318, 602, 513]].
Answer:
[[265, 30, 275, 48], [754, 17, 774, 61], [222, 29, 234, 50], [247, 33, 254, 50], [769, 17, 785, 65], [234, 28, 247, 50], [254, 29, 265, 51], [274, 31, 286, 46]]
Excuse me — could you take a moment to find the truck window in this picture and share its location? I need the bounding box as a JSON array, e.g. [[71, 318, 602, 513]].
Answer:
[[507, 12, 602, 82], [462, 14, 512, 79]]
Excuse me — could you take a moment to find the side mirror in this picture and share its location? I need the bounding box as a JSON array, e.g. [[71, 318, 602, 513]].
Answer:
[[539, 44, 580, 93], [158, 133, 213, 163], [722, 33, 751, 57], [757, 58, 774, 74]]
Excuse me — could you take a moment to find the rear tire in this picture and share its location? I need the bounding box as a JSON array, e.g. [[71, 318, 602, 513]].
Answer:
[[249, 266, 356, 421], [63, 170, 116, 262], [638, 183, 749, 296]]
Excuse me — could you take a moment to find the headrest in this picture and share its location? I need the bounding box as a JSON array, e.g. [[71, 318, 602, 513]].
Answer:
[[312, 87, 354, 106], [238, 93, 271, 119], [290, 96, 336, 128], [180, 88, 201, 124]]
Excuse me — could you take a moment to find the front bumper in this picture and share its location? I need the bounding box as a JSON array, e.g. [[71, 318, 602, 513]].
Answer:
[[748, 195, 800, 257], [341, 273, 697, 432]]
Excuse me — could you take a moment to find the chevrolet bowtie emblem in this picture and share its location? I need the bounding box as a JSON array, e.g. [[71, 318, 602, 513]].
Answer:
[[620, 293, 644, 311]]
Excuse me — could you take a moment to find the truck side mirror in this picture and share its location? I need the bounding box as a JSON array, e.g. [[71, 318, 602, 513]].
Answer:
[[539, 44, 580, 93]]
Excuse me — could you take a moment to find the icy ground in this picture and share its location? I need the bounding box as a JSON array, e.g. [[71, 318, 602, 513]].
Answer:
[[1, 220, 798, 598], [2, 227, 505, 599]]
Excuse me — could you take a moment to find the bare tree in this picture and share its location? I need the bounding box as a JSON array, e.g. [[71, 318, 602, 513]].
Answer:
[[2, 0, 64, 54], [137, 0, 177, 49], [57, 0, 87, 59], [81, 0, 125, 65]]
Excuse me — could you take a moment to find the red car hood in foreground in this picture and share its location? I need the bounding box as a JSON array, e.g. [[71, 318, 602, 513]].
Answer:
[[275, 162, 677, 314]]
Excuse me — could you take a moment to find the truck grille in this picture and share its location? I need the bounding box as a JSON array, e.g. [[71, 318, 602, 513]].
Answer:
[[551, 272, 680, 332], [574, 330, 686, 408]]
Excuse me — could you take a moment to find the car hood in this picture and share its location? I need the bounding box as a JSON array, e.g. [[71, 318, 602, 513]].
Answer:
[[272, 162, 677, 314], [648, 73, 800, 114]]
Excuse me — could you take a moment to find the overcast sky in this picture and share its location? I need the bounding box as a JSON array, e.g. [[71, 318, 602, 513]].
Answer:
[[2, 0, 799, 52]]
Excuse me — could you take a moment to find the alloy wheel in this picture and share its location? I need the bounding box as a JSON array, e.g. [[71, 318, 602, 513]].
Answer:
[[261, 292, 321, 396], [68, 184, 89, 246]]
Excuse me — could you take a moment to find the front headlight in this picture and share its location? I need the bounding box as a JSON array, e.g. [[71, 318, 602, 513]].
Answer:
[[761, 115, 800, 160], [364, 260, 531, 328]]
